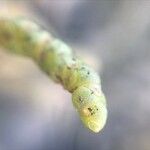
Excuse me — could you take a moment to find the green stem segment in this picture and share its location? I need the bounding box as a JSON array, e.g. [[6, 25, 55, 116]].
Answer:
[[0, 17, 107, 133]]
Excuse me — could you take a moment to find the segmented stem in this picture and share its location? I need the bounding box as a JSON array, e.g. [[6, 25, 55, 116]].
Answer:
[[0, 17, 107, 133]]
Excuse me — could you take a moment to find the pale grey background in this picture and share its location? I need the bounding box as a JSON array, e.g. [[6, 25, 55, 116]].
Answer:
[[0, 1, 150, 150]]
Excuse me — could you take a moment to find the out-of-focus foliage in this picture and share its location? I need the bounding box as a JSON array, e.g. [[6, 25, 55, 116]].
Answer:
[[0, 1, 150, 150]]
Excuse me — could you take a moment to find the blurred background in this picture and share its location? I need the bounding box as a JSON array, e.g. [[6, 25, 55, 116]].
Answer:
[[0, 1, 150, 150]]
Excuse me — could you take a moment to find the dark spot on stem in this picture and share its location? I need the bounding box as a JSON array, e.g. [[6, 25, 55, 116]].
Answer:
[[88, 107, 92, 112], [88, 107, 95, 115], [79, 96, 83, 103], [90, 90, 94, 95]]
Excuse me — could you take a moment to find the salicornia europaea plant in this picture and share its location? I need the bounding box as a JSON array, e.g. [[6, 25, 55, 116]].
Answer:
[[0, 17, 107, 133]]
